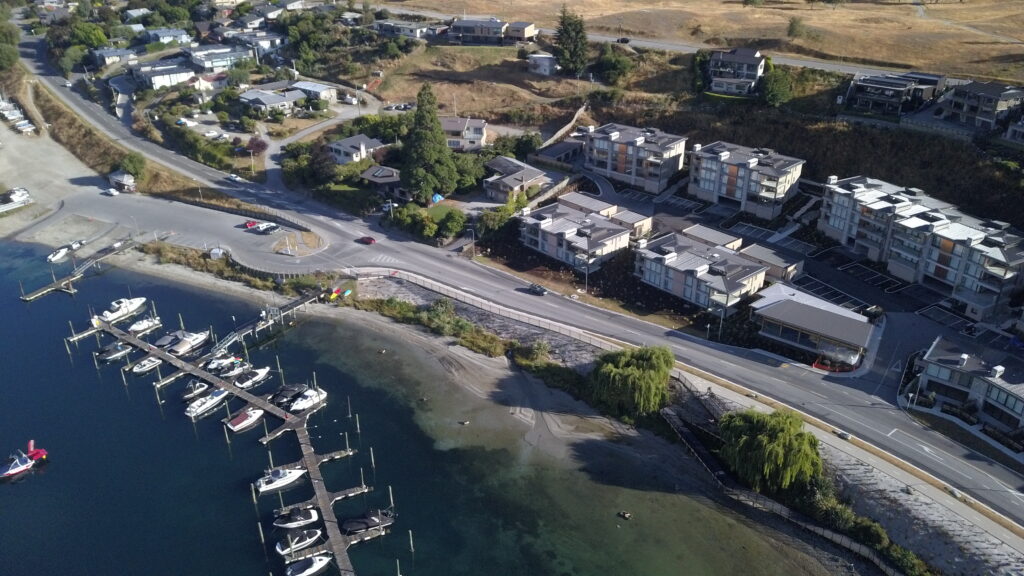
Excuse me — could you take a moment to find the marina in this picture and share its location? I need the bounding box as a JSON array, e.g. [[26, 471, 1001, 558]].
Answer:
[[60, 290, 395, 576], [19, 238, 139, 302]]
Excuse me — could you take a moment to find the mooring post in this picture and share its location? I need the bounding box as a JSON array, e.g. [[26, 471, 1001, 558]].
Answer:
[[251, 483, 259, 514], [276, 355, 285, 386], [268, 448, 275, 469], [153, 383, 162, 406], [345, 431, 350, 452], [389, 485, 394, 509], [356, 414, 361, 436], [242, 339, 250, 362], [223, 424, 231, 446], [92, 351, 100, 371], [257, 521, 265, 545], [409, 530, 415, 556], [370, 447, 376, 472], [120, 368, 127, 388], [178, 312, 185, 331], [360, 467, 365, 488], [347, 396, 352, 419], [210, 325, 216, 345], [19, 279, 24, 298], [64, 338, 72, 357]]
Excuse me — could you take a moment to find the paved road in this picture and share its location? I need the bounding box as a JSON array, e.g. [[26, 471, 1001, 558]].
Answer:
[[13, 25, 1024, 537]]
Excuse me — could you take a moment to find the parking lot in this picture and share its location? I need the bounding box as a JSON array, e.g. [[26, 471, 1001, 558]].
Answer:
[[772, 236, 816, 255], [619, 189, 655, 201], [792, 275, 872, 313], [839, 263, 905, 291], [658, 195, 702, 212], [729, 222, 775, 241], [916, 304, 974, 331]]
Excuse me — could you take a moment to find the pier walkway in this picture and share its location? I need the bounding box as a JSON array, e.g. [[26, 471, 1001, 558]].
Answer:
[[21, 239, 138, 302]]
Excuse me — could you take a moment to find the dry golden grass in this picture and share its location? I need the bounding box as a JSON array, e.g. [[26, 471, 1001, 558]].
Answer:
[[381, 0, 1024, 80]]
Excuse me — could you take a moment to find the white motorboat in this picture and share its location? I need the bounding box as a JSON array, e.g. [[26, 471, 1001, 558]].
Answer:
[[226, 406, 264, 433], [220, 361, 251, 379], [184, 388, 229, 418], [128, 315, 161, 335], [93, 297, 147, 324], [289, 388, 327, 412], [273, 508, 319, 530], [255, 467, 305, 493], [204, 354, 239, 372], [153, 330, 184, 349], [69, 239, 85, 251], [234, 367, 270, 390], [275, 528, 322, 556], [131, 356, 162, 375], [285, 554, 331, 576], [181, 380, 209, 401], [97, 341, 132, 362], [168, 330, 209, 356], [46, 247, 68, 263]]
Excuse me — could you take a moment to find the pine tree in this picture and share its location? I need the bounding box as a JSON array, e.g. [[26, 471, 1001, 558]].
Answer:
[[401, 84, 458, 203], [555, 4, 588, 78]]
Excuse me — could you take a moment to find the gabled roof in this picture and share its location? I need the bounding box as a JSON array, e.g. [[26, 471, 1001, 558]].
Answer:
[[440, 117, 487, 132], [754, 299, 872, 350], [328, 134, 387, 154], [710, 47, 764, 66], [484, 156, 544, 190]]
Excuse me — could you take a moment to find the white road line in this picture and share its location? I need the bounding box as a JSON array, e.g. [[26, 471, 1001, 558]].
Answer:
[[887, 428, 899, 437]]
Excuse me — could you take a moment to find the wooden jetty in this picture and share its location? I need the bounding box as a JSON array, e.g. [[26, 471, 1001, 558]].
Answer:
[[21, 239, 138, 302]]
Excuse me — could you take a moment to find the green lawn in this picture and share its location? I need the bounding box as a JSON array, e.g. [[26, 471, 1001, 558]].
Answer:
[[427, 203, 458, 221]]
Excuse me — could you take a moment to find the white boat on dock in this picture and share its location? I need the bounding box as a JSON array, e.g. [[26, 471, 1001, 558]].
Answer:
[[220, 361, 251, 379], [46, 247, 68, 263], [131, 356, 162, 375], [226, 406, 264, 432], [285, 554, 331, 576], [275, 528, 322, 556], [128, 315, 161, 335], [233, 366, 269, 389], [255, 467, 305, 493], [168, 330, 209, 356], [273, 508, 319, 530], [92, 297, 147, 324], [184, 388, 229, 418], [181, 380, 210, 401], [289, 388, 327, 412]]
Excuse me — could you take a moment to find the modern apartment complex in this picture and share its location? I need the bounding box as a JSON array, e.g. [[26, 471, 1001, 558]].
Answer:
[[846, 72, 946, 117], [633, 226, 768, 311], [915, 336, 1024, 435], [518, 192, 651, 272], [817, 175, 1024, 320], [938, 81, 1024, 131], [688, 141, 805, 220], [581, 123, 687, 193]]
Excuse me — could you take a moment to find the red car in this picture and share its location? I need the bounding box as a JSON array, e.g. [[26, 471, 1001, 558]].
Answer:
[[244, 220, 260, 229], [358, 236, 377, 245]]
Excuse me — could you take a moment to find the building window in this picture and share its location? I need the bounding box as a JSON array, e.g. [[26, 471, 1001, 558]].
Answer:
[[925, 363, 951, 381], [987, 384, 1024, 415]]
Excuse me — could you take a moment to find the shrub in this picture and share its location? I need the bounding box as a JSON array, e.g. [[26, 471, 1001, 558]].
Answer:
[[850, 517, 889, 549]]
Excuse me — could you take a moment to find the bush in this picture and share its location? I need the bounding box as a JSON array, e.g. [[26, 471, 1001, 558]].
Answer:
[[850, 517, 889, 549]]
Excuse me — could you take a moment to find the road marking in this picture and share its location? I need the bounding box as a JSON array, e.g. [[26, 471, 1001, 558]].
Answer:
[[887, 428, 899, 437]]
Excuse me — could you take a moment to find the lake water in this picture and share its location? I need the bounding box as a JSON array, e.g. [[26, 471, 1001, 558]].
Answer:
[[0, 240, 842, 576]]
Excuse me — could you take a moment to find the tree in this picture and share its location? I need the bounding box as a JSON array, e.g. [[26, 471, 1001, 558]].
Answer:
[[760, 69, 793, 108], [787, 17, 807, 39], [595, 43, 634, 85], [401, 84, 458, 202], [719, 410, 823, 494], [742, 0, 765, 5], [246, 136, 269, 155], [57, 45, 87, 76], [0, 21, 20, 46], [436, 209, 467, 239], [452, 153, 484, 191], [119, 152, 147, 178], [69, 21, 108, 49], [555, 4, 587, 78], [0, 44, 18, 71], [590, 346, 674, 418]]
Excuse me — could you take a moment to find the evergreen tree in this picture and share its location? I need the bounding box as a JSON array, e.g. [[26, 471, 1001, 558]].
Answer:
[[401, 84, 458, 203], [555, 4, 588, 78], [761, 69, 793, 108], [719, 410, 823, 493]]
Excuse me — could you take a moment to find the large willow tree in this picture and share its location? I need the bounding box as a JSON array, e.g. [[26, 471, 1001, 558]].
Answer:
[[719, 410, 823, 494], [590, 346, 674, 417]]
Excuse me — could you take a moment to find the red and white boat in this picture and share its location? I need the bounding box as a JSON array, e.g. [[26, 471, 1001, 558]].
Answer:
[[2, 440, 48, 477], [227, 407, 264, 433]]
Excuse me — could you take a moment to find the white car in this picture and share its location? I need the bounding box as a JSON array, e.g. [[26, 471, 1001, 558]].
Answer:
[[229, 174, 244, 182], [64, 80, 72, 88], [104, 188, 120, 196], [203, 130, 219, 138]]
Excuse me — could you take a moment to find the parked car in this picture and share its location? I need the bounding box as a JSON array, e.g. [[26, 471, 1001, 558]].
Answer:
[[64, 80, 73, 88], [103, 188, 120, 196], [358, 236, 377, 245], [229, 174, 244, 182], [528, 283, 548, 296], [244, 220, 261, 229], [203, 130, 218, 138], [254, 222, 279, 234], [617, 37, 631, 44]]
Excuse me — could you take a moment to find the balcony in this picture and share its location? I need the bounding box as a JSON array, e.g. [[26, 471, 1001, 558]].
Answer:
[[951, 285, 998, 308]]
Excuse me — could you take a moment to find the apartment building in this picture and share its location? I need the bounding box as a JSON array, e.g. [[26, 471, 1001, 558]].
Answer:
[[1005, 119, 1024, 146], [688, 141, 805, 220], [188, 44, 253, 73], [519, 192, 651, 272], [707, 48, 765, 95], [915, 336, 1024, 435], [440, 117, 487, 152], [939, 81, 1024, 131], [582, 123, 687, 193], [634, 228, 767, 311], [817, 175, 1024, 320]]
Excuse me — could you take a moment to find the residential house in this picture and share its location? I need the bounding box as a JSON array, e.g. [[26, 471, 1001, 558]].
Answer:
[[373, 20, 429, 39], [915, 336, 1024, 435], [130, 61, 196, 89], [739, 243, 803, 282], [450, 18, 507, 45], [232, 31, 286, 59], [688, 141, 805, 220], [279, 0, 303, 10], [440, 117, 487, 152], [1004, 118, 1024, 146], [125, 23, 146, 36], [817, 175, 1024, 320], [253, 3, 284, 20], [327, 134, 387, 165], [188, 44, 253, 73], [238, 88, 305, 113], [555, 192, 653, 238], [527, 52, 559, 76], [91, 47, 137, 68], [426, 25, 450, 37], [750, 283, 873, 367], [581, 123, 688, 193], [211, 0, 247, 6], [633, 232, 767, 311], [194, 21, 213, 40], [291, 81, 337, 102], [238, 13, 265, 31], [846, 72, 946, 117], [707, 48, 766, 95], [122, 7, 151, 21], [534, 138, 583, 170], [506, 22, 538, 43], [519, 194, 650, 272], [483, 156, 546, 203], [360, 165, 402, 197], [679, 223, 743, 251], [188, 72, 229, 92], [146, 28, 191, 45], [939, 81, 1024, 131], [212, 26, 242, 43]]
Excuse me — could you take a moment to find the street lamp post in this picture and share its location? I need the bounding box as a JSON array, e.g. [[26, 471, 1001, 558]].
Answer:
[[194, 179, 204, 203], [576, 253, 590, 294], [705, 323, 711, 340]]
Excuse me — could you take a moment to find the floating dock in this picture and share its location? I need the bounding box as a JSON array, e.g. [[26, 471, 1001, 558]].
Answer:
[[21, 239, 138, 302]]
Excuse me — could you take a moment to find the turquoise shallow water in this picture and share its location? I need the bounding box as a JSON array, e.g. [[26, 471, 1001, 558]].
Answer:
[[0, 240, 837, 576]]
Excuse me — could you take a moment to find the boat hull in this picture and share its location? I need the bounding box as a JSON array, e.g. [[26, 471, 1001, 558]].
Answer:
[[227, 408, 264, 432]]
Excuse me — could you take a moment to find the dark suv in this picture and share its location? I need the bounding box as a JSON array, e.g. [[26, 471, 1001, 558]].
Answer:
[[528, 283, 548, 296]]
